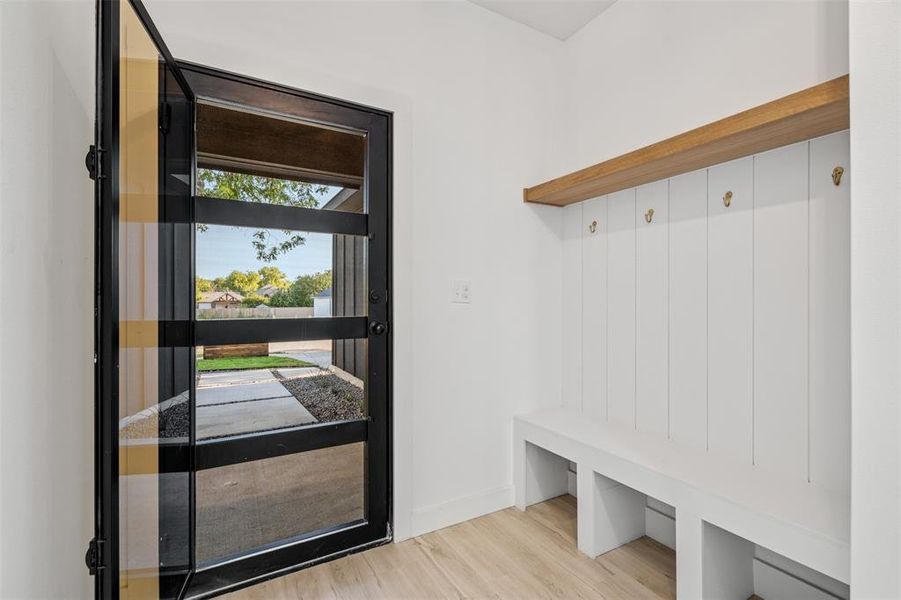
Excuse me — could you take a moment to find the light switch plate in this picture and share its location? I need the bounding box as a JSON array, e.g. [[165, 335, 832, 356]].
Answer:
[[451, 279, 471, 304]]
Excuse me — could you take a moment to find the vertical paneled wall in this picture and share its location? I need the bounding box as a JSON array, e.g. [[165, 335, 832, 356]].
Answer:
[[808, 134, 851, 491], [707, 157, 755, 464], [582, 197, 607, 419], [605, 189, 637, 428], [636, 181, 669, 437], [754, 142, 810, 480], [668, 170, 707, 451], [571, 131, 850, 492]]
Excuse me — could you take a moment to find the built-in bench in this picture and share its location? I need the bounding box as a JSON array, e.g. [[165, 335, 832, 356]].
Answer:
[[513, 408, 850, 599]]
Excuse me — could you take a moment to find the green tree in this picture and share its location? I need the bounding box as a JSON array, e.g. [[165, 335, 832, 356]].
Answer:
[[240, 295, 269, 308], [258, 266, 290, 290], [269, 270, 332, 307], [197, 169, 328, 261], [195, 277, 214, 302], [220, 270, 262, 296], [196, 277, 214, 293]]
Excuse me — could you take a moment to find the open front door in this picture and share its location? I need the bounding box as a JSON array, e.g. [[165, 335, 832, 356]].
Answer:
[[92, 1, 195, 598], [93, 3, 392, 597]]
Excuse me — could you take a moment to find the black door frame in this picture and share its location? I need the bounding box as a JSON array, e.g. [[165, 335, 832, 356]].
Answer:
[[93, 2, 393, 597]]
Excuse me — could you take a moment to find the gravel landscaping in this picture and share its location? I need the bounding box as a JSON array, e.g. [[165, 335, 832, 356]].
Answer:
[[120, 367, 364, 440], [276, 371, 365, 422], [119, 391, 190, 439]]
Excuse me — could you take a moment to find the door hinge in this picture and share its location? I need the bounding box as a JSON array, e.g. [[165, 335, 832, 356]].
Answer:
[[85, 537, 105, 575], [85, 145, 101, 181]]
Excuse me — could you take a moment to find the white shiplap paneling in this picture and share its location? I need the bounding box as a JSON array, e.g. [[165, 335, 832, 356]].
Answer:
[[668, 169, 708, 450], [570, 136, 849, 490], [562, 202, 583, 411], [636, 181, 669, 436], [582, 196, 608, 419], [707, 157, 755, 464], [606, 188, 637, 428], [753, 141, 809, 480], [809, 131, 851, 492]]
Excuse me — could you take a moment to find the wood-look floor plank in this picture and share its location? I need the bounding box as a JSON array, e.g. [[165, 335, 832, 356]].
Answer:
[[223, 495, 676, 600], [498, 498, 660, 600]]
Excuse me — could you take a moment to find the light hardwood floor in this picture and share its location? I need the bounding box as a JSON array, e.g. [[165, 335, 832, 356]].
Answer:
[[224, 495, 676, 599]]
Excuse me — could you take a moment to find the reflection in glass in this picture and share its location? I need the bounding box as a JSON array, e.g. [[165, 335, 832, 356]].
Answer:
[[195, 442, 366, 565], [195, 340, 367, 440], [195, 100, 366, 208]]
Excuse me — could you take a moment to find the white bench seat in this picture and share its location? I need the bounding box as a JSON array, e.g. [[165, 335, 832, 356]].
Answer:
[[513, 408, 849, 596]]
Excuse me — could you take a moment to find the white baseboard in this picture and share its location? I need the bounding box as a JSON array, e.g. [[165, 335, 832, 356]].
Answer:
[[410, 485, 514, 537]]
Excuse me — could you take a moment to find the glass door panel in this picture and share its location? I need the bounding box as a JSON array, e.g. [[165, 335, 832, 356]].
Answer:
[[195, 442, 367, 565], [118, 3, 163, 595], [195, 338, 367, 440], [183, 65, 390, 596], [106, 1, 195, 598], [194, 225, 369, 320]]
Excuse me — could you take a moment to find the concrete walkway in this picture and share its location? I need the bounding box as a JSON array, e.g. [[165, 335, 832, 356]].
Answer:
[[272, 349, 332, 369], [196, 368, 316, 439]]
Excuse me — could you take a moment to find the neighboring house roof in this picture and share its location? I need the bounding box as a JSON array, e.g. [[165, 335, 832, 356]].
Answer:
[[314, 287, 332, 299], [197, 290, 244, 303], [322, 188, 364, 213], [257, 284, 281, 297]]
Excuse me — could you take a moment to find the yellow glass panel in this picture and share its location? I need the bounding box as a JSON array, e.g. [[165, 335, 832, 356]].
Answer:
[[118, 3, 161, 597]]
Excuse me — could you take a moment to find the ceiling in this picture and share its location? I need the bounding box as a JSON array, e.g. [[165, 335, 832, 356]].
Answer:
[[469, 0, 617, 41]]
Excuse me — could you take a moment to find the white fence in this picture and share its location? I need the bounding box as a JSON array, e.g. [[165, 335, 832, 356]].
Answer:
[[196, 306, 314, 320]]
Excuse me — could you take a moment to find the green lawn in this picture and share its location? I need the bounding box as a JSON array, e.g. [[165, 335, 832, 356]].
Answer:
[[197, 356, 317, 372]]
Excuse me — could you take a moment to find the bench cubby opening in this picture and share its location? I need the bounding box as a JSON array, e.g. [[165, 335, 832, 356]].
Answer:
[[702, 522, 850, 600], [576, 468, 676, 560]]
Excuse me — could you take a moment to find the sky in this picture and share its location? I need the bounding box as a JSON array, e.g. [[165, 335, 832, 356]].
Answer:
[[196, 185, 343, 280]]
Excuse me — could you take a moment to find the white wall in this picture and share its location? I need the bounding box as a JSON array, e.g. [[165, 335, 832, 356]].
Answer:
[[142, 0, 565, 539], [848, 1, 901, 597], [555, 0, 849, 174], [0, 1, 95, 597], [554, 0, 850, 422]]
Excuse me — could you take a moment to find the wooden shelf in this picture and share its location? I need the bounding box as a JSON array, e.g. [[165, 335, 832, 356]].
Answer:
[[524, 75, 849, 207]]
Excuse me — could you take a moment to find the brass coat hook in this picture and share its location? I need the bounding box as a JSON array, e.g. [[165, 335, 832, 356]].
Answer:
[[644, 208, 654, 224], [832, 166, 844, 186], [589, 220, 597, 234], [723, 191, 733, 208]]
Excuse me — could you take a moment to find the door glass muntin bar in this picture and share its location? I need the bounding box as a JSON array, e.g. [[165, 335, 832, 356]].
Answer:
[[196, 419, 368, 471], [194, 196, 368, 236], [195, 317, 367, 345]]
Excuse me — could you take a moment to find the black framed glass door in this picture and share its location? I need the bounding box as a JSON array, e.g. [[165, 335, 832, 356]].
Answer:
[[93, 3, 392, 598], [183, 63, 392, 595]]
